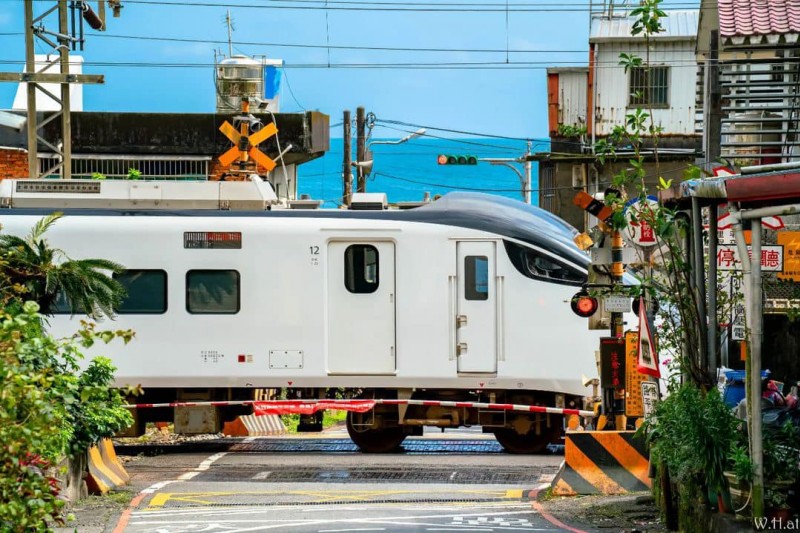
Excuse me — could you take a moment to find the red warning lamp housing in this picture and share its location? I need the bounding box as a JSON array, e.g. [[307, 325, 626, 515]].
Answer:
[[571, 290, 599, 318]]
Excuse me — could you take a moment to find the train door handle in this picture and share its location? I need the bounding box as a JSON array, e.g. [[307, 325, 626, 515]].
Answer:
[[456, 342, 468, 356], [456, 315, 468, 328]]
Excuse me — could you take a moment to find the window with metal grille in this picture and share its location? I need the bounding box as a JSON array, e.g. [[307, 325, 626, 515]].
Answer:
[[629, 66, 669, 107]]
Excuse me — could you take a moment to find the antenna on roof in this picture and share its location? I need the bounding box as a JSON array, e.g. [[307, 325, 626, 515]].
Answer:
[[225, 10, 234, 57]]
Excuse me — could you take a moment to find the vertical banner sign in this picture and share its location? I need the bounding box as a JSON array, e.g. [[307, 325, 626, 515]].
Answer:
[[641, 382, 659, 418], [600, 337, 626, 390], [625, 331, 647, 417], [730, 275, 746, 341], [637, 297, 660, 377]]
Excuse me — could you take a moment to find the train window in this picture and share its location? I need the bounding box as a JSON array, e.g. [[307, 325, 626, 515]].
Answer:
[[465, 256, 489, 301], [186, 270, 240, 314], [344, 244, 379, 294], [504, 240, 585, 286], [114, 270, 167, 314], [51, 291, 76, 315]]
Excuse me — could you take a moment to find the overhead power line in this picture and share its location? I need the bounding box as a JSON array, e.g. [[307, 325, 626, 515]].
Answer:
[[25, 0, 711, 13], [87, 32, 588, 55], [0, 57, 709, 70]]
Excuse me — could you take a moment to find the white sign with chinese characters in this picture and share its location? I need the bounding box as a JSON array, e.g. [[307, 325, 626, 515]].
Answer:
[[716, 245, 783, 271], [624, 197, 659, 248], [728, 274, 746, 341], [641, 381, 659, 418]]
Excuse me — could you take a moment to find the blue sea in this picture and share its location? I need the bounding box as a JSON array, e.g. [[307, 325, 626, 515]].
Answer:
[[297, 137, 543, 207]]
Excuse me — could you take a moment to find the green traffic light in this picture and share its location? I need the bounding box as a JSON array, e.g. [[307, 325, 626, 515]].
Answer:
[[437, 154, 478, 165]]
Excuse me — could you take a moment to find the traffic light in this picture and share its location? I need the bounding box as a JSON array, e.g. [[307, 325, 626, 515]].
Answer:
[[570, 289, 599, 318], [437, 154, 478, 165]]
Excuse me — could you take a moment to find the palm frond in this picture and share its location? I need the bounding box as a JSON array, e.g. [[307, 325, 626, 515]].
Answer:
[[28, 212, 63, 243]]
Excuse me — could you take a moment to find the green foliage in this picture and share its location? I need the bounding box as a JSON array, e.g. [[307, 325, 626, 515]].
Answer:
[[729, 443, 753, 484], [0, 213, 126, 318], [556, 123, 587, 139], [641, 384, 740, 496], [90, 172, 106, 180], [126, 168, 142, 180], [0, 217, 135, 529], [0, 302, 133, 530]]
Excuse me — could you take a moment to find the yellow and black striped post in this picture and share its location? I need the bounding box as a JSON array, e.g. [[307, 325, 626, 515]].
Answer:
[[552, 430, 651, 495]]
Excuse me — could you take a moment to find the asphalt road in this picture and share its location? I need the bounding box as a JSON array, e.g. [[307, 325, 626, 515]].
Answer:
[[113, 430, 568, 532]]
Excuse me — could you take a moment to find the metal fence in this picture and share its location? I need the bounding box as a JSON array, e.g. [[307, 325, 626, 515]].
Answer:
[[38, 154, 212, 180]]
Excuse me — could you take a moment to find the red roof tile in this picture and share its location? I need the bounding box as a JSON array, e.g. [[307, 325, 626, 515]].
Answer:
[[719, 0, 800, 37]]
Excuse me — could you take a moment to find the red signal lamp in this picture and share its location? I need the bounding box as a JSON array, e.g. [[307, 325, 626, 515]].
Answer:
[[437, 154, 448, 165], [571, 290, 599, 318]]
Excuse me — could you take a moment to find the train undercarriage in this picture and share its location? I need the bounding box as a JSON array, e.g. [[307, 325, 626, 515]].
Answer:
[[124, 387, 580, 454]]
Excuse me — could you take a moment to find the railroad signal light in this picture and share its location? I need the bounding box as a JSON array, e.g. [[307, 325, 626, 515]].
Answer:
[[437, 154, 478, 165], [571, 290, 599, 318], [632, 296, 660, 316]]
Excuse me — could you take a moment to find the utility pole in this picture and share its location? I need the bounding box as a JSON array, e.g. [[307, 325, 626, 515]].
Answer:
[[356, 106, 366, 193], [703, 30, 722, 171], [342, 109, 352, 207], [479, 142, 534, 204], [0, 0, 110, 179]]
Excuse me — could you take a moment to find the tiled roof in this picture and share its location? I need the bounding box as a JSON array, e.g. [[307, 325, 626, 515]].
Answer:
[[589, 9, 698, 42], [718, 0, 800, 39]]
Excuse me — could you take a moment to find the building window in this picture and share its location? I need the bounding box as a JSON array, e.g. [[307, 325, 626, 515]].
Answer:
[[629, 66, 669, 107], [114, 270, 167, 314], [186, 270, 240, 314], [465, 256, 489, 301], [344, 244, 379, 294]]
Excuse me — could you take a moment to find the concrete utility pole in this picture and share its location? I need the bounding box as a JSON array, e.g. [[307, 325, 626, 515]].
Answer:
[[356, 106, 366, 193], [0, 0, 109, 179], [703, 30, 722, 170], [342, 109, 352, 206]]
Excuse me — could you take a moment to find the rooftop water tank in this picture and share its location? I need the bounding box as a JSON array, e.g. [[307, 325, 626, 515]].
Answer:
[[215, 55, 263, 114]]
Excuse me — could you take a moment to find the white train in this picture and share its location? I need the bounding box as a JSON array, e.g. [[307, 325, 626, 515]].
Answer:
[[0, 179, 610, 453]]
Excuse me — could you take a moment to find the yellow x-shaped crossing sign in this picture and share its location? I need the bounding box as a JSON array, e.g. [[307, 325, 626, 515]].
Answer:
[[218, 120, 278, 171]]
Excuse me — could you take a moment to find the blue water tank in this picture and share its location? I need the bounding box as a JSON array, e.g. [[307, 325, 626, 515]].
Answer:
[[722, 370, 771, 408]]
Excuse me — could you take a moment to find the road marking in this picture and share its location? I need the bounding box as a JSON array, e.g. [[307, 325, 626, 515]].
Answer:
[[319, 529, 387, 532], [252, 471, 272, 480], [144, 488, 518, 509]]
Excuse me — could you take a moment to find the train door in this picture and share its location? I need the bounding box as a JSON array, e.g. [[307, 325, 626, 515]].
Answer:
[[327, 241, 396, 374], [456, 241, 497, 373]]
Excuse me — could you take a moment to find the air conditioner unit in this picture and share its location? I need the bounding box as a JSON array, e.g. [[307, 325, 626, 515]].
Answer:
[[572, 164, 587, 188], [350, 192, 388, 210]]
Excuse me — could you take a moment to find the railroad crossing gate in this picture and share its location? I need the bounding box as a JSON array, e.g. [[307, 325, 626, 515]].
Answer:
[[551, 431, 651, 495], [218, 119, 278, 172]]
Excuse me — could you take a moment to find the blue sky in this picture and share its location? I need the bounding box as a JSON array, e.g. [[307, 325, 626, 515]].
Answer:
[[0, 1, 697, 140]]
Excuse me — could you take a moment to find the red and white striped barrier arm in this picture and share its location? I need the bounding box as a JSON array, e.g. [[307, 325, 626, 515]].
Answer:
[[122, 398, 595, 418]]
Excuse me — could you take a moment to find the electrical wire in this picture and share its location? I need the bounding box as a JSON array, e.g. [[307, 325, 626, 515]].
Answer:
[[372, 123, 534, 151], [376, 118, 550, 142], [24, 0, 715, 13], [87, 32, 588, 55], [281, 66, 307, 111]]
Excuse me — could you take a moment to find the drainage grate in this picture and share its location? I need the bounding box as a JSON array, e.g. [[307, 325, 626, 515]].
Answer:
[[195, 465, 542, 484]]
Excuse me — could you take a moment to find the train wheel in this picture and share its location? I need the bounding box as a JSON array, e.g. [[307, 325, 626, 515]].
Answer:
[[346, 412, 406, 453], [493, 423, 560, 454]]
